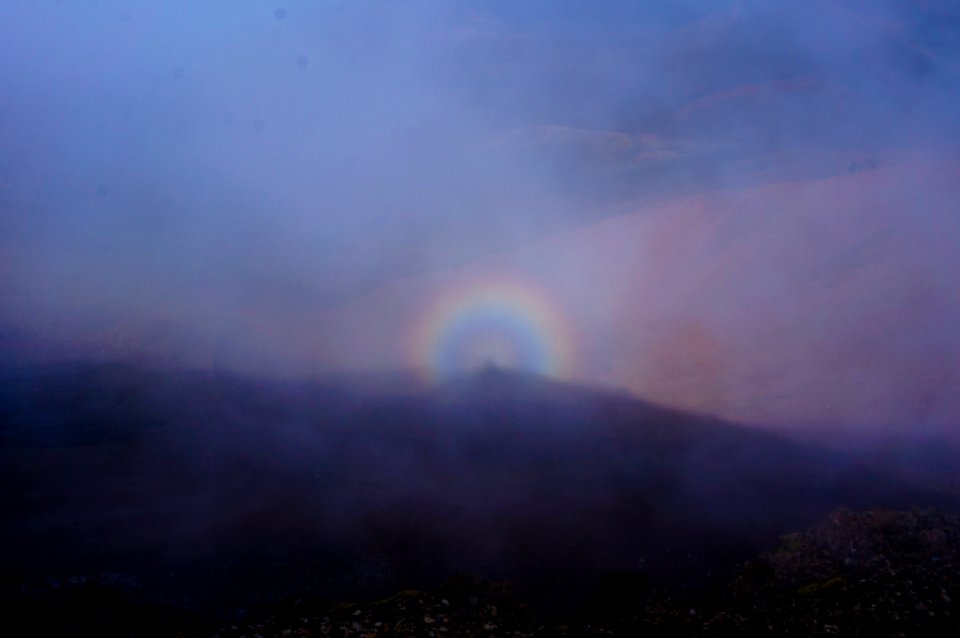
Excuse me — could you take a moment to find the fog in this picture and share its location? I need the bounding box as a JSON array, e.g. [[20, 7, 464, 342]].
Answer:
[[2, 0, 960, 432]]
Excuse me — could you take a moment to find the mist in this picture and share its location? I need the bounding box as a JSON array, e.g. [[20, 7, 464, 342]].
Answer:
[[3, 0, 960, 433], [5, 5, 960, 633]]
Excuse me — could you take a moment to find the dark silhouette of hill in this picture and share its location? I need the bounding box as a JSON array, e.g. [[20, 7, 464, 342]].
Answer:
[[0, 362, 955, 621]]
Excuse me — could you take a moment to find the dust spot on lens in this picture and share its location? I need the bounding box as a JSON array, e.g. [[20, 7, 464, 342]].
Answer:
[[172, 67, 185, 80], [96, 184, 109, 197], [274, 8, 287, 20], [253, 119, 266, 132], [296, 55, 309, 69]]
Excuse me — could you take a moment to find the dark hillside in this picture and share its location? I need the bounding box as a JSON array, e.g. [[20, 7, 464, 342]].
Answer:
[[1, 363, 954, 621]]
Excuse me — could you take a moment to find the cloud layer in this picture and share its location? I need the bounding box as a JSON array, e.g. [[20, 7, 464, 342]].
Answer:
[[2, 0, 959, 432]]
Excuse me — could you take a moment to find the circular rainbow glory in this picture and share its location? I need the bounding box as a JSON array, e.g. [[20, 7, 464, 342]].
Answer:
[[408, 278, 577, 382]]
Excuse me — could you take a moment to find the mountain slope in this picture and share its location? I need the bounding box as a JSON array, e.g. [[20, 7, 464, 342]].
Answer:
[[1, 363, 955, 613]]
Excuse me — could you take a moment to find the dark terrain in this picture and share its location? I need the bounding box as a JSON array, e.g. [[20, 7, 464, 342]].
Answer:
[[1, 362, 958, 635]]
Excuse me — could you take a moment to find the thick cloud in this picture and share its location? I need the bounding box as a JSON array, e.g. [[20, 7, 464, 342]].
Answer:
[[1, 0, 958, 431]]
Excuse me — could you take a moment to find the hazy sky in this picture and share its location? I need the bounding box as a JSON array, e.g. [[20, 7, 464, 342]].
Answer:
[[2, 1, 959, 431]]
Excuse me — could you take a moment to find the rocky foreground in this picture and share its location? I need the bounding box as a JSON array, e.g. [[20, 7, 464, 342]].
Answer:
[[6, 507, 959, 637]]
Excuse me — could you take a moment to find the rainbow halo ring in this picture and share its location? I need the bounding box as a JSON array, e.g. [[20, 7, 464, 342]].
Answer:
[[409, 279, 576, 382]]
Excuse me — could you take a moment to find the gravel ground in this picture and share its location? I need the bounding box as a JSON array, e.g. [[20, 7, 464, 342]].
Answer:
[[5, 508, 959, 636]]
